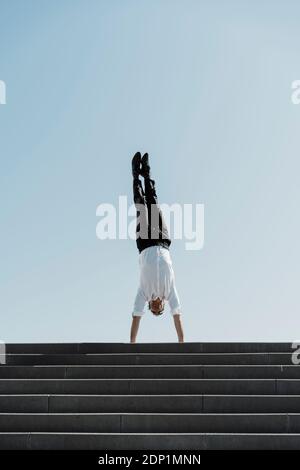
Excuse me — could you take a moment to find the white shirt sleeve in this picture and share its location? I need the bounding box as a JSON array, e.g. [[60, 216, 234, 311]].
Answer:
[[167, 282, 182, 315], [132, 287, 147, 317]]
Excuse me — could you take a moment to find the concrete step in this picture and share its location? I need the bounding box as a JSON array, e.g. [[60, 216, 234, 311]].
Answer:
[[1, 432, 300, 450], [1, 413, 300, 433], [4, 352, 298, 366], [1, 394, 300, 413], [1, 379, 300, 395], [0, 363, 298, 381], [3, 363, 300, 380], [1, 342, 299, 450], [5, 343, 294, 354], [202, 365, 300, 379]]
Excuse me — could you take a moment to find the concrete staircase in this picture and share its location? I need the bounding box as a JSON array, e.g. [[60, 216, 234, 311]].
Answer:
[[0, 342, 300, 450]]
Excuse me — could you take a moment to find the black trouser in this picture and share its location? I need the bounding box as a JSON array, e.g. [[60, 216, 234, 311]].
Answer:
[[133, 177, 171, 254]]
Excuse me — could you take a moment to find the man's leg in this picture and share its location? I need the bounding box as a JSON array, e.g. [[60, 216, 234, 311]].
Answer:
[[142, 154, 171, 245], [132, 152, 149, 252]]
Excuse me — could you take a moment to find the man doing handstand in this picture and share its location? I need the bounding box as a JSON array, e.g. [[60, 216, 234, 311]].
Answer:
[[130, 152, 184, 343]]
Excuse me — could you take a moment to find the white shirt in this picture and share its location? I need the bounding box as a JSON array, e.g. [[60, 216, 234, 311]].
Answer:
[[132, 245, 182, 317]]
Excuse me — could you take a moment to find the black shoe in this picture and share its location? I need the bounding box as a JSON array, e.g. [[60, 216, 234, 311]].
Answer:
[[141, 153, 151, 178], [132, 152, 141, 179]]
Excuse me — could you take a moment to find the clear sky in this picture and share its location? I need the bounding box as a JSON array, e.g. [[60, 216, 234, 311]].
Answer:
[[0, 0, 300, 343]]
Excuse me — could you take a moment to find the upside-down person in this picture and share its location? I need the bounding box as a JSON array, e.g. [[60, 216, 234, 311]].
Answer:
[[130, 152, 184, 343]]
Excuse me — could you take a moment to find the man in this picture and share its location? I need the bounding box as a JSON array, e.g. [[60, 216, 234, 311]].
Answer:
[[130, 152, 184, 343]]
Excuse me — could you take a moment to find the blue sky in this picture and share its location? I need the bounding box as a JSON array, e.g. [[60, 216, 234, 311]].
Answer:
[[0, 0, 300, 343]]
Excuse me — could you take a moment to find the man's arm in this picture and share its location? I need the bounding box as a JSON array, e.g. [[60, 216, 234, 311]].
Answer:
[[173, 314, 184, 343], [130, 316, 142, 343], [168, 282, 184, 343], [130, 287, 146, 343]]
